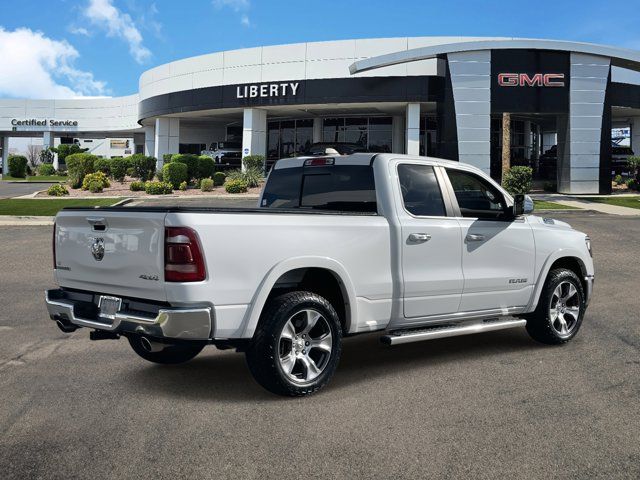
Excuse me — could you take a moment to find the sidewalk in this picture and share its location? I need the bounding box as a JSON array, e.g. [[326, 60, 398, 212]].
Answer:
[[532, 193, 640, 216]]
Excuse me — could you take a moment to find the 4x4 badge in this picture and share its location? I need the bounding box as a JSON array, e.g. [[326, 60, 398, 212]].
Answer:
[[91, 237, 105, 261]]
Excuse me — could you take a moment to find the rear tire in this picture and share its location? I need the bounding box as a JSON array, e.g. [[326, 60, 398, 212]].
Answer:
[[525, 268, 585, 345], [246, 291, 342, 397], [127, 336, 205, 365]]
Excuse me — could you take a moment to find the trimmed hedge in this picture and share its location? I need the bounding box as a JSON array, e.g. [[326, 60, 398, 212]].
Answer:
[[93, 158, 111, 176], [130, 180, 145, 191], [110, 157, 129, 182], [144, 181, 173, 195], [225, 178, 248, 193], [170, 154, 199, 180], [7, 155, 28, 178], [82, 172, 110, 191], [162, 161, 188, 189], [179, 180, 188, 191], [66, 153, 97, 188], [198, 155, 215, 179], [502, 166, 533, 195], [129, 154, 157, 181], [242, 155, 265, 172], [38, 163, 56, 176], [47, 184, 68, 196], [200, 178, 214, 192], [213, 171, 226, 186]]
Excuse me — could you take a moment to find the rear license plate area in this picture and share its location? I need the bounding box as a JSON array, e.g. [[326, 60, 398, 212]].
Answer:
[[98, 295, 122, 320]]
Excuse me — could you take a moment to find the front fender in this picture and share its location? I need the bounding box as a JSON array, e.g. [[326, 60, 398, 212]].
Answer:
[[526, 248, 590, 312], [238, 256, 358, 339]]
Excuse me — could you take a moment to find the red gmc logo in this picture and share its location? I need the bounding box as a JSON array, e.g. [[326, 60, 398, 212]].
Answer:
[[498, 73, 565, 87]]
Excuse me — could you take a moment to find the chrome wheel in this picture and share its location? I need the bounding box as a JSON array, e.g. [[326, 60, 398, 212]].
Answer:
[[278, 309, 333, 384], [549, 281, 581, 337]]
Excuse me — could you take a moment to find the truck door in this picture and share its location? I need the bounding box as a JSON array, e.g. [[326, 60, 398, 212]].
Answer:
[[444, 167, 535, 312], [394, 162, 463, 322]]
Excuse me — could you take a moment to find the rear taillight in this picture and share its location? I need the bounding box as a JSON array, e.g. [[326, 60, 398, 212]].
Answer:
[[164, 227, 206, 282], [52, 222, 57, 269]]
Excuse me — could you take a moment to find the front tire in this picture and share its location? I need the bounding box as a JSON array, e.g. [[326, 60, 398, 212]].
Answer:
[[525, 268, 586, 345], [246, 291, 342, 397], [127, 336, 205, 365]]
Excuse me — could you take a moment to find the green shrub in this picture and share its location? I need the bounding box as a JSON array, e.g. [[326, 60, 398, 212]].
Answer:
[[53, 144, 88, 168], [162, 162, 188, 189], [627, 156, 640, 180], [66, 153, 97, 188], [7, 155, 28, 178], [502, 166, 533, 195], [126, 167, 135, 176], [38, 163, 56, 176], [93, 158, 111, 176], [226, 169, 243, 182], [625, 178, 638, 190], [26, 165, 33, 176], [213, 171, 226, 186], [129, 154, 157, 181], [47, 184, 68, 196], [156, 170, 163, 182], [242, 167, 263, 188], [144, 181, 173, 195], [179, 180, 188, 191], [110, 157, 129, 182], [162, 153, 173, 164], [242, 155, 265, 172], [197, 155, 215, 180], [225, 178, 248, 193], [87, 180, 104, 193], [82, 171, 110, 191], [169, 154, 199, 180], [200, 178, 214, 192], [613, 174, 624, 185], [130, 180, 146, 191]]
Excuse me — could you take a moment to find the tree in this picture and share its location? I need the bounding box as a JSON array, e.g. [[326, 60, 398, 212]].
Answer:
[[501, 112, 511, 182], [26, 144, 42, 168], [52, 144, 88, 166]]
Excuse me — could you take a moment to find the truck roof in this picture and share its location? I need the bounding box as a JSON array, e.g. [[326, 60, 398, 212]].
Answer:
[[273, 153, 486, 175]]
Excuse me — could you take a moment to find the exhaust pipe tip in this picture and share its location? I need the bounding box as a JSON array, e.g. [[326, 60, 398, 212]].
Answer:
[[55, 318, 78, 333], [140, 336, 167, 353]]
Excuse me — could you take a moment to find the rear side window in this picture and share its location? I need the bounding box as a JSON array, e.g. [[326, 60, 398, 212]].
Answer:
[[398, 164, 446, 217], [262, 165, 377, 213]]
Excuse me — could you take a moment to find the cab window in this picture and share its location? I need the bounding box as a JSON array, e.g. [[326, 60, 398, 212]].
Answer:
[[398, 164, 446, 217], [446, 169, 508, 220]]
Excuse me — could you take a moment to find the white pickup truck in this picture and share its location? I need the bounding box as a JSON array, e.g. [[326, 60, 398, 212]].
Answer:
[[46, 153, 594, 396]]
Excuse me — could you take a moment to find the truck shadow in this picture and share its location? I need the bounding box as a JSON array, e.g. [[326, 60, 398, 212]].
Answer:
[[127, 329, 543, 403]]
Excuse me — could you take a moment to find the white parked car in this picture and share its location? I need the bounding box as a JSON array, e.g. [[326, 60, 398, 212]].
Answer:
[[46, 154, 594, 396]]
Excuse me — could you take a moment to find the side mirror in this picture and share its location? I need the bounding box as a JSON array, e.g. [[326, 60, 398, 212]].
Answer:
[[513, 194, 534, 216]]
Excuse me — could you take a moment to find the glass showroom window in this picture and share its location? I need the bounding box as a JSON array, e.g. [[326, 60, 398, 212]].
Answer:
[[267, 119, 314, 166], [322, 117, 392, 152]]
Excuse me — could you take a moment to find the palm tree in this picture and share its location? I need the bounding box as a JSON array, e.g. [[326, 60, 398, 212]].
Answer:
[[501, 112, 511, 181]]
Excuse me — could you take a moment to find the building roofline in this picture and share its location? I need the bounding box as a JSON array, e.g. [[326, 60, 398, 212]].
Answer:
[[350, 38, 640, 74]]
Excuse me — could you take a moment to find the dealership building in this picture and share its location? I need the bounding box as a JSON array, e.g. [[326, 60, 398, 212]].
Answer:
[[2, 36, 640, 194]]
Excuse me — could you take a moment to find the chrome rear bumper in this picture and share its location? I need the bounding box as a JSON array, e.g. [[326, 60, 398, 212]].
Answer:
[[45, 289, 212, 340]]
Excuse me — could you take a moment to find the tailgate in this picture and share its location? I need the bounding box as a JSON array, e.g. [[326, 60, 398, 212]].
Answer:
[[54, 209, 167, 301]]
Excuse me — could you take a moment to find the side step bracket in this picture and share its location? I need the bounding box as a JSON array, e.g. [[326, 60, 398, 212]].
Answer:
[[380, 318, 526, 346]]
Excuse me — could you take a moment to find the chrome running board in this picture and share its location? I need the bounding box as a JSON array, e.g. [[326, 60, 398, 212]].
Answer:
[[380, 318, 527, 346]]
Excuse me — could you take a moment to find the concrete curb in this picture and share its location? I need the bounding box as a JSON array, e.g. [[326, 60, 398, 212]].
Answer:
[[0, 216, 55, 226]]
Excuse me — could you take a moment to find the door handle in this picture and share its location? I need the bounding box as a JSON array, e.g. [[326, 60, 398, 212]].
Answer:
[[466, 234, 485, 242], [408, 233, 431, 244]]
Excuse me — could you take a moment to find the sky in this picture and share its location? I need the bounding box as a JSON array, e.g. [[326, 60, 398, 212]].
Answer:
[[0, 0, 639, 99]]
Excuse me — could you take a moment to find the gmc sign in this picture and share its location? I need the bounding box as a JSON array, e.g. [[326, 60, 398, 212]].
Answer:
[[498, 73, 565, 87]]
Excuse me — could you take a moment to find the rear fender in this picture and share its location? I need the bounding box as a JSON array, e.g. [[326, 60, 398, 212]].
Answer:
[[239, 256, 358, 339]]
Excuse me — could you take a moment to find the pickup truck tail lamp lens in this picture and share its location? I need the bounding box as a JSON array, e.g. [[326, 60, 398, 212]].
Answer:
[[52, 222, 57, 269], [164, 227, 206, 282], [304, 157, 334, 167]]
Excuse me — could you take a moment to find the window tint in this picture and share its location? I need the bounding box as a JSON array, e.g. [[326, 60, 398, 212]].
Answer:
[[262, 165, 376, 213], [446, 169, 507, 219], [398, 164, 446, 217]]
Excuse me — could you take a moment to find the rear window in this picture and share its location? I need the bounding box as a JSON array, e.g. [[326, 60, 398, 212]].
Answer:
[[261, 165, 377, 213]]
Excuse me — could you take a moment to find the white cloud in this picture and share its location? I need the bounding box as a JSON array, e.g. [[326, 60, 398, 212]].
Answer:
[[0, 27, 108, 99], [213, 0, 251, 27], [69, 26, 90, 36], [83, 0, 151, 63]]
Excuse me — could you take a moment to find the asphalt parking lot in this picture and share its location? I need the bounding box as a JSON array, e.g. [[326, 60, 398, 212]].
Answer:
[[0, 211, 638, 479]]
